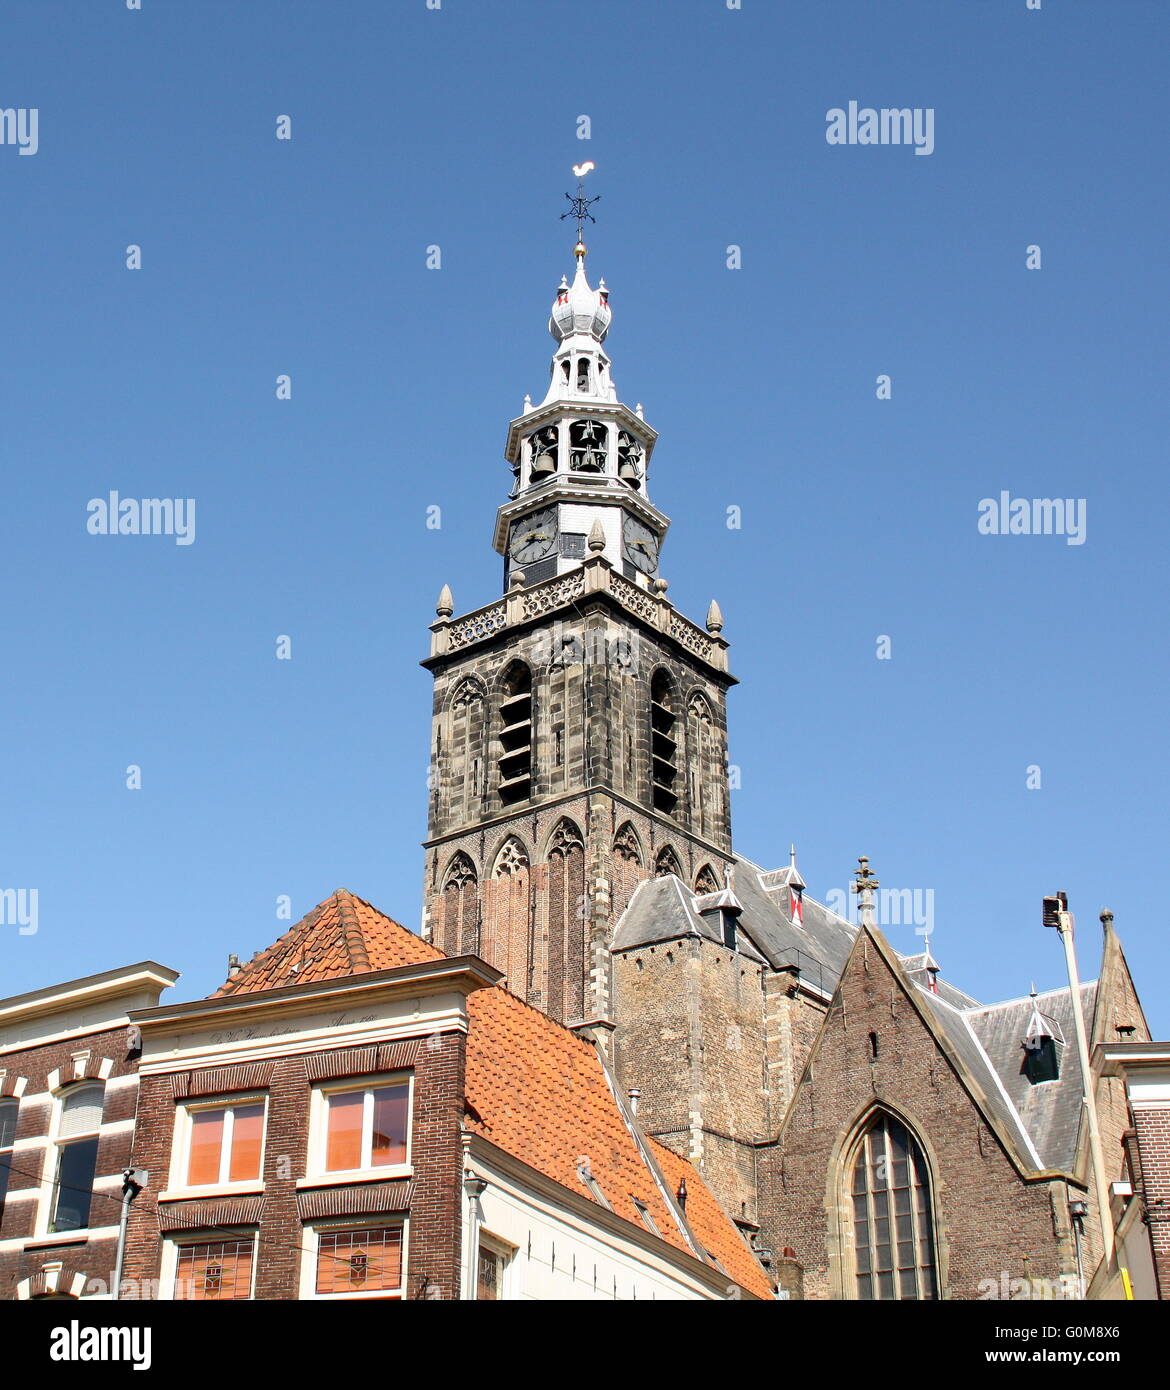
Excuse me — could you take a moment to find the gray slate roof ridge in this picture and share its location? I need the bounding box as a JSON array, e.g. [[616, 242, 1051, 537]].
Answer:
[[915, 982, 1045, 1170]]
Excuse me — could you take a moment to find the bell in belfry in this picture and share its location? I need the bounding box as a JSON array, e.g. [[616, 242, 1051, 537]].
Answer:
[[530, 450, 555, 479]]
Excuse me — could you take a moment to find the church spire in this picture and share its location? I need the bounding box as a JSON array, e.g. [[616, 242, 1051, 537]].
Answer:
[[493, 168, 668, 593]]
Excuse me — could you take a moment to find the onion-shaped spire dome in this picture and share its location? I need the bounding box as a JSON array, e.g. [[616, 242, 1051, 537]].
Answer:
[[549, 252, 612, 343]]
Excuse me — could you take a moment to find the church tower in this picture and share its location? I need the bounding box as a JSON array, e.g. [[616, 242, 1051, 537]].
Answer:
[[421, 187, 736, 1026]]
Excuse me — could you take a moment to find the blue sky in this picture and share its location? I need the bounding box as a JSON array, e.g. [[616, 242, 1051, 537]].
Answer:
[[1, 0, 1165, 1030]]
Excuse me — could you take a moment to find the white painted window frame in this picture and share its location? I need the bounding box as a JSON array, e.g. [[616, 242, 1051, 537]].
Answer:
[[305, 1072, 413, 1183], [164, 1091, 268, 1199]]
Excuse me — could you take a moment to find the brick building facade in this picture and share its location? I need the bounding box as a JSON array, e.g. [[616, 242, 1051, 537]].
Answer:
[[112, 890, 769, 1302], [0, 962, 178, 1300]]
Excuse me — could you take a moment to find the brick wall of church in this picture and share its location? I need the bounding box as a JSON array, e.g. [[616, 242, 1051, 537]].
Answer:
[[755, 936, 1081, 1300], [424, 792, 735, 1024], [613, 936, 768, 1224]]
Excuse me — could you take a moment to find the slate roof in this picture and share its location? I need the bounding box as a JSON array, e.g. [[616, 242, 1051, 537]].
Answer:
[[964, 984, 1097, 1173], [613, 860, 1099, 1178], [612, 856, 935, 999], [210, 889, 773, 1299]]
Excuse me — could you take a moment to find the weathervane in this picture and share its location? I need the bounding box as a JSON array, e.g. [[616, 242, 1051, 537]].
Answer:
[[562, 161, 599, 252]]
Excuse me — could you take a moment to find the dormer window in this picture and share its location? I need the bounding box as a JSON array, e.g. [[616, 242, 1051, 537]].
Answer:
[[1023, 1034, 1061, 1084], [1021, 997, 1064, 1084]]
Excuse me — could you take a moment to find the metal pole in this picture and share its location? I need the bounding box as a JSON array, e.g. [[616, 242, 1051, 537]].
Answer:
[[1056, 909, 1116, 1274], [112, 1168, 145, 1301]]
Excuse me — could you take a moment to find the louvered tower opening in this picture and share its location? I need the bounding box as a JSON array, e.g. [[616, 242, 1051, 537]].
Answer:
[[498, 664, 533, 805], [650, 669, 678, 815]]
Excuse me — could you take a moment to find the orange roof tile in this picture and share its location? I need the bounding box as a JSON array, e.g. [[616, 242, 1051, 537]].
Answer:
[[647, 1138, 774, 1300], [464, 986, 772, 1297], [210, 888, 443, 996], [464, 986, 690, 1254]]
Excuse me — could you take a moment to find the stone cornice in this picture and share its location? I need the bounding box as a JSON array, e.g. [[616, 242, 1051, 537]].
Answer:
[[492, 480, 669, 556], [423, 555, 733, 680]]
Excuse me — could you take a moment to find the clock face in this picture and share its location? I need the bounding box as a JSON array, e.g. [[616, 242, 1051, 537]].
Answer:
[[509, 507, 559, 564], [623, 516, 659, 574]]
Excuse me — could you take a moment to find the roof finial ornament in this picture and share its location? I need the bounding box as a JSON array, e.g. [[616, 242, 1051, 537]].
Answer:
[[562, 161, 599, 258], [921, 925, 940, 992], [851, 856, 880, 930]]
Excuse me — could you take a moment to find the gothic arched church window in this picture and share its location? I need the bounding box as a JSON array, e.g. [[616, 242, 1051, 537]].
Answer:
[[484, 838, 532, 1004], [686, 691, 718, 840], [447, 677, 486, 823], [848, 1112, 938, 1300]]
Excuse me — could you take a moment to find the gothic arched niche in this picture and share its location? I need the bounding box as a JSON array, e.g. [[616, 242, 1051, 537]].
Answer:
[[845, 1110, 939, 1301], [545, 818, 586, 1023], [612, 822, 646, 926], [446, 677, 487, 825], [491, 836, 529, 877], [439, 852, 479, 957], [694, 863, 720, 896], [685, 688, 721, 841], [649, 669, 679, 815], [655, 845, 683, 879], [497, 662, 534, 805], [483, 836, 531, 1003]]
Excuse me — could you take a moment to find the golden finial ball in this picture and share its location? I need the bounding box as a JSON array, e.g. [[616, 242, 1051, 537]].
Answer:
[[574, 240, 587, 258]]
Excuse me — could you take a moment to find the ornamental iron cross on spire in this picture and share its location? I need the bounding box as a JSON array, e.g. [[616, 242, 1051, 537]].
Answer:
[[562, 161, 600, 248]]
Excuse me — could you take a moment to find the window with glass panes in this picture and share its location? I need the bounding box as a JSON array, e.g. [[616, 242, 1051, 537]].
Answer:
[[51, 1083, 104, 1233], [0, 1098, 17, 1227], [477, 1244, 505, 1300], [174, 1238, 255, 1300], [321, 1080, 409, 1172], [850, 1113, 937, 1300], [315, 1225, 403, 1297], [184, 1100, 265, 1186]]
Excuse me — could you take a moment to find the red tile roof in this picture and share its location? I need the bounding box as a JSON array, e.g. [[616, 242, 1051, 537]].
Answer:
[[647, 1138, 773, 1300], [209, 889, 773, 1298], [211, 889, 443, 996]]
